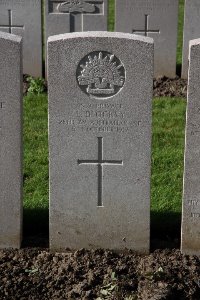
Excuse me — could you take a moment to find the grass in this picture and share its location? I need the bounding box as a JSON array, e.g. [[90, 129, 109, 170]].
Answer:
[[152, 98, 186, 214], [151, 98, 186, 240], [23, 94, 48, 235], [23, 94, 186, 240], [108, 0, 115, 31]]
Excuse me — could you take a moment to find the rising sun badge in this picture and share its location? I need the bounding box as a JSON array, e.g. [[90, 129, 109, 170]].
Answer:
[[77, 51, 125, 98], [57, 0, 96, 13]]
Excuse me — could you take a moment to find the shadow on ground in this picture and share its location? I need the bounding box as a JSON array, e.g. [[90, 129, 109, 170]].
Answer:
[[176, 63, 182, 77], [22, 208, 181, 250], [151, 211, 181, 250], [22, 208, 49, 248]]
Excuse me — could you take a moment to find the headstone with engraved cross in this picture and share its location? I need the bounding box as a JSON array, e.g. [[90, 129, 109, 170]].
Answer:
[[0, 0, 42, 77], [182, 0, 200, 79], [181, 39, 200, 256], [0, 32, 23, 249], [115, 0, 179, 78], [48, 32, 153, 253], [45, 0, 108, 39]]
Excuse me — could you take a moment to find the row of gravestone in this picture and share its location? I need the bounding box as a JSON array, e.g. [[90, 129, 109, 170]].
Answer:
[[0, 30, 200, 256], [0, 0, 200, 79]]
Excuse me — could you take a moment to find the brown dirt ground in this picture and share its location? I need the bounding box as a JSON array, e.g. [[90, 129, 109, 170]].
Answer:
[[153, 76, 187, 98], [0, 248, 200, 299]]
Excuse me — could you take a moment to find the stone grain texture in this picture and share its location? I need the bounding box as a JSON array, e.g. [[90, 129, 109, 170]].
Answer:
[[182, 0, 200, 79], [48, 32, 153, 253], [0, 0, 42, 77], [0, 32, 23, 249], [45, 0, 108, 65], [115, 0, 179, 78], [181, 39, 200, 256]]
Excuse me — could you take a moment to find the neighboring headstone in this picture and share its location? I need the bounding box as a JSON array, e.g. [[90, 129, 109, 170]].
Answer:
[[181, 39, 200, 256], [0, 0, 42, 77], [115, 0, 179, 78], [182, 0, 200, 79], [45, 0, 108, 38], [48, 32, 153, 253], [0, 32, 23, 249]]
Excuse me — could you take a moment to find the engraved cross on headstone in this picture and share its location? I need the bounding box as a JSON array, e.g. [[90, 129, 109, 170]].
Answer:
[[132, 14, 160, 37], [0, 10, 24, 34], [49, 0, 103, 32], [78, 137, 123, 207]]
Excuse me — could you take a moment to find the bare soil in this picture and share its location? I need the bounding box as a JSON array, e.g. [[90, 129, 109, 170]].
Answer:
[[153, 76, 187, 98], [0, 248, 200, 299]]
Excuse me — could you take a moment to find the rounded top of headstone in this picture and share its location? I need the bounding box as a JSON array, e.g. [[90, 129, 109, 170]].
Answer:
[[0, 32, 22, 43], [189, 38, 200, 48], [48, 31, 154, 45]]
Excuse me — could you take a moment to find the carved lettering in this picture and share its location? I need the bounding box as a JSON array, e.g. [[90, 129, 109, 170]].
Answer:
[[81, 126, 129, 133], [0, 102, 5, 109], [85, 110, 124, 119], [80, 103, 123, 109], [191, 213, 200, 218], [57, 101, 142, 134], [188, 200, 200, 206], [90, 120, 128, 126], [96, 103, 123, 109]]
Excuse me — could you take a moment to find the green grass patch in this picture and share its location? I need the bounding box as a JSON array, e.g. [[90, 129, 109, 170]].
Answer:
[[23, 94, 186, 240], [108, 0, 115, 31], [23, 93, 48, 235], [151, 97, 186, 239]]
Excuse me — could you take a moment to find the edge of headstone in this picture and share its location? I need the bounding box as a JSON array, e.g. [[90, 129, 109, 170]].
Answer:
[[47, 31, 153, 44], [189, 38, 200, 48], [0, 30, 23, 249], [181, 37, 200, 255], [188, 38, 200, 69], [0, 31, 22, 43]]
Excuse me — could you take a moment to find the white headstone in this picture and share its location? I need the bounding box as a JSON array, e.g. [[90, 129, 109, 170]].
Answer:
[[115, 0, 179, 78], [182, 0, 200, 79], [0, 0, 42, 77], [181, 39, 200, 256], [45, 0, 108, 38], [48, 32, 153, 253], [0, 32, 23, 249]]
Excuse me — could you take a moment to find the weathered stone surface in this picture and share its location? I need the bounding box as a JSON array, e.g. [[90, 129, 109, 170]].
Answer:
[[182, 0, 200, 79], [115, 0, 179, 78], [0, 32, 23, 249], [45, 0, 108, 76], [0, 0, 42, 77], [181, 39, 200, 256], [48, 32, 153, 253], [45, 0, 108, 38]]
